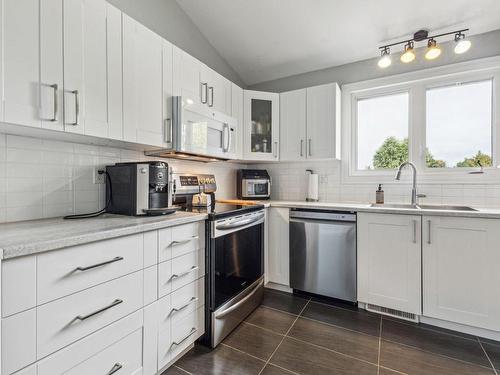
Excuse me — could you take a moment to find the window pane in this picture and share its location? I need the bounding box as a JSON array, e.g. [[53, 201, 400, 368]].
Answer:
[[357, 92, 409, 170], [426, 80, 492, 168]]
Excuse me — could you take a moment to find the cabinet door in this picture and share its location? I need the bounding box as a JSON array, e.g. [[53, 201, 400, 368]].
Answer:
[[173, 46, 203, 106], [422, 216, 500, 331], [106, 3, 123, 140], [306, 83, 340, 159], [280, 89, 306, 161], [123, 15, 164, 146], [209, 70, 231, 115], [80, 0, 108, 137], [3, 0, 41, 127], [243, 90, 280, 161], [267, 208, 290, 286], [229, 83, 243, 159], [357, 213, 421, 314]]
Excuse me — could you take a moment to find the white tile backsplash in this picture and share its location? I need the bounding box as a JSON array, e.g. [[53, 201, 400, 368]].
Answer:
[[0, 133, 246, 223]]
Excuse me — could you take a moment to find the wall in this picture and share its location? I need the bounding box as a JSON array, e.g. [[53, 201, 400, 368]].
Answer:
[[0, 133, 244, 223], [107, 0, 244, 86], [254, 160, 500, 208], [249, 29, 500, 92]]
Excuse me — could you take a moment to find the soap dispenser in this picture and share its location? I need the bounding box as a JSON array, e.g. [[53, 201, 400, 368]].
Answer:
[[376, 184, 384, 204]]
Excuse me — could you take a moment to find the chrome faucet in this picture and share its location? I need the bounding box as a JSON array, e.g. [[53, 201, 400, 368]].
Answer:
[[395, 162, 424, 206]]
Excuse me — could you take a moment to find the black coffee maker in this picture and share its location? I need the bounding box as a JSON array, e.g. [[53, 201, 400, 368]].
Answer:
[[106, 161, 174, 216]]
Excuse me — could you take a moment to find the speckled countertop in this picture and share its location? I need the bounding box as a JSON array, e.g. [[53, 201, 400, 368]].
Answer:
[[0, 212, 207, 260]]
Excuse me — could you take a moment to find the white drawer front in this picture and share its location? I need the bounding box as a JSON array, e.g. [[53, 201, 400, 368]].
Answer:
[[65, 329, 143, 375], [37, 271, 143, 358], [171, 250, 205, 292], [37, 234, 144, 304], [2, 308, 37, 375], [2, 256, 37, 317], [159, 222, 204, 262], [170, 277, 204, 325], [169, 306, 205, 361]]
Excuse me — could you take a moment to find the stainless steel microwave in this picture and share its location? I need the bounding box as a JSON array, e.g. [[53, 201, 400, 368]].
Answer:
[[145, 96, 236, 161]]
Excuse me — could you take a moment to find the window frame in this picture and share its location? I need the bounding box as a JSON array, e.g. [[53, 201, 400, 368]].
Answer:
[[342, 56, 500, 184]]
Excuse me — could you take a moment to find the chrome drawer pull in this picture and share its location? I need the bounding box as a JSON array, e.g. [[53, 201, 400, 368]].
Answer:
[[171, 266, 198, 279], [171, 327, 197, 347], [171, 236, 199, 246], [75, 256, 124, 272], [171, 297, 198, 314], [106, 363, 123, 375], [75, 299, 123, 321]]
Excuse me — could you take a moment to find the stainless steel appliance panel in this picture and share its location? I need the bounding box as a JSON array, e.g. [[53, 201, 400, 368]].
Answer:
[[290, 210, 357, 302]]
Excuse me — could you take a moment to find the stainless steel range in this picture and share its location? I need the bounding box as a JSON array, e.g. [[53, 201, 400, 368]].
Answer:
[[173, 173, 265, 347]]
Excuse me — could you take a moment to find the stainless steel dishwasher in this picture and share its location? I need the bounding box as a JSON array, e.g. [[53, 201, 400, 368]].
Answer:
[[289, 209, 357, 302]]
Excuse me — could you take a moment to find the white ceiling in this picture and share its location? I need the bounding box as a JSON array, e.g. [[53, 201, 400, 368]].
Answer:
[[176, 0, 500, 85]]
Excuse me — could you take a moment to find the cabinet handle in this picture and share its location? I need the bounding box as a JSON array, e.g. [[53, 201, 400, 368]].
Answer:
[[412, 219, 417, 243], [67, 90, 79, 126], [208, 86, 214, 107], [171, 327, 197, 347], [273, 141, 278, 158], [106, 363, 123, 375], [49, 84, 58, 122], [164, 118, 172, 144], [200, 82, 208, 104], [427, 220, 431, 244], [308, 139, 312, 156], [171, 236, 198, 246], [75, 299, 123, 321], [170, 297, 198, 314], [75, 256, 124, 272], [300, 139, 304, 157], [171, 265, 199, 279]]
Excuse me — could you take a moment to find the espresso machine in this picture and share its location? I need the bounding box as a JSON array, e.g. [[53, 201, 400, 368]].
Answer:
[[105, 161, 174, 216]]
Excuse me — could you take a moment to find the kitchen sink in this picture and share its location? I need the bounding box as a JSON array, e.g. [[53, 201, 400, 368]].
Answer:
[[369, 203, 418, 209], [417, 204, 478, 211], [369, 203, 478, 212]]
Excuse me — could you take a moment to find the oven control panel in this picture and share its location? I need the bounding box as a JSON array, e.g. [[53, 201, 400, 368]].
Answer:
[[173, 173, 217, 194]]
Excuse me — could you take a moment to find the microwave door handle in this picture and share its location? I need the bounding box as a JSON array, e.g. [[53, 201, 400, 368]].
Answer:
[[222, 123, 230, 152], [226, 125, 232, 152]]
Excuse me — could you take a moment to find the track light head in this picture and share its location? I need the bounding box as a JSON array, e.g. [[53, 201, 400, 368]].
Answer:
[[425, 38, 441, 60], [454, 32, 471, 54], [378, 47, 392, 68], [400, 41, 416, 63]]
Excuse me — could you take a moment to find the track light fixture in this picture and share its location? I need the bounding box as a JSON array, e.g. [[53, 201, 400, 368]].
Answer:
[[378, 28, 470, 68]]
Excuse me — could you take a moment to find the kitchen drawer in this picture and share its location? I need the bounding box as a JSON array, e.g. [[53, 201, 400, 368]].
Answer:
[[158, 250, 204, 297], [37, 271, 143, 358], [12, 365, 37, 375], [37, 310, 143, 375], [159, 222, 205, 262], [37, 234, 144, 304], [64, 329, 142, 375], [170, 277, 205, 325], [2, 308, 37, 375], [2, 256, 36, 317], [168, 306, 205, 363]]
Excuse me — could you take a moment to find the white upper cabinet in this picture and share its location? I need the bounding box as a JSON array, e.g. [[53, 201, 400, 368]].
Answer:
[[229, 83, 244, 159], [122, 14, 164, 147], [422, 216, 500, 331], [306, 83, 340, 159], [243, 90, 280, 161], [357, 213, 422, 315], [173, 46, 204, 106], [280, 89, 306, 161], [202, 66, 231, 115], [106, 3, 123, 140], [3, 0, 42, 128]]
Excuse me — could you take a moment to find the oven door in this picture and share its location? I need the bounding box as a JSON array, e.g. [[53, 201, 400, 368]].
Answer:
[[210, 210, 265, 310]]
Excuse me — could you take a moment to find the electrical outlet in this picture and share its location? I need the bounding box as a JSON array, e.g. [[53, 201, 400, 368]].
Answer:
[[94, 168, 106, 184]]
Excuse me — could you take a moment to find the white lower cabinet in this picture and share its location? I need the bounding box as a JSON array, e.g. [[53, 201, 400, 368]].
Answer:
[[267, 207, 290, 286], [422, 216, 500, 331], [357, 213, 422, 315]]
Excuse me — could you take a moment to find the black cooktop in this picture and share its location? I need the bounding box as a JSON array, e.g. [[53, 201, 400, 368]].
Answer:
[[180, 203, 264, 220]]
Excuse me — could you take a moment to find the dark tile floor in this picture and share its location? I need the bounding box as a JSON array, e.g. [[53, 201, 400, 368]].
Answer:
[[163, 288, 500, 375]]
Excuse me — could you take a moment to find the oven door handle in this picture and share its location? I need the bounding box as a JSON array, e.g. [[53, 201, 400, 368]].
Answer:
[[216, 213, 264, 230], [216, 280, 262, 319]]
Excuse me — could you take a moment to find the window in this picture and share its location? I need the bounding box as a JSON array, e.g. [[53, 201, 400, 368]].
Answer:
[[426, 80, 493, 168], [357, 92, 409, 170], [344, 60, 500, 181]]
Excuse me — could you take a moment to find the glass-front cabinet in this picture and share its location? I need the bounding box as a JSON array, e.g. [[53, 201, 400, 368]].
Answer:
[[243, 90, 280, 160]]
